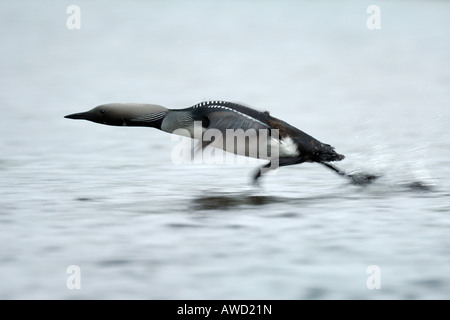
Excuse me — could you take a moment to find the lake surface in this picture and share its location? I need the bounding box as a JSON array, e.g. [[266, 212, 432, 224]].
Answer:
[[0, 0, 449, 299]]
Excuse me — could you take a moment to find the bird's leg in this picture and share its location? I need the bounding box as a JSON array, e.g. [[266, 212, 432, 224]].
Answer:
[[252, 161, 272, 185], [320, 162, 379, 186], [252, 157, 303, 185], [320, 162, 347, 176]]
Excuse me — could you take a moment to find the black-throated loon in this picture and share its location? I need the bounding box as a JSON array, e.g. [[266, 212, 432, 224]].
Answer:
[[65, 100, 378, 185]]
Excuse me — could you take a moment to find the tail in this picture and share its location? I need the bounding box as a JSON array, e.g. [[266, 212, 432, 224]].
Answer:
[[314, 143, 345, 162]]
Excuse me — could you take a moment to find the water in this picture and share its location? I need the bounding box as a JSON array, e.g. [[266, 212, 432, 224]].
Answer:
[[1, 0, 449, 299]]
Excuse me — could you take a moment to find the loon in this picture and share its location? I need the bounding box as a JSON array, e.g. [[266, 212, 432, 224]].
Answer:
[[65, 100, 378, 185]]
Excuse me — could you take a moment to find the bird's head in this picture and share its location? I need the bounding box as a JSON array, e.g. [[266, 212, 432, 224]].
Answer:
[[64, 103, 168, 127]]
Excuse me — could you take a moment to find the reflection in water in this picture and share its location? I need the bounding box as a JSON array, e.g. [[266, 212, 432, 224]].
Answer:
[[190, 191, 352, 211], [191, 194, 285, 210], [192, 179, 437, 211], [401, 181, 434, 192]]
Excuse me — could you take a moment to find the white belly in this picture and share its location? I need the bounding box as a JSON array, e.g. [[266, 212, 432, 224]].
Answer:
[[207, 135, 299, 160]]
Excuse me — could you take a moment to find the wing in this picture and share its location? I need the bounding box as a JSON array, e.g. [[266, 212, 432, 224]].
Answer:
[[191, 101, 274, 156], [206, 109, 271, 133], [194, 101, 272, 133]]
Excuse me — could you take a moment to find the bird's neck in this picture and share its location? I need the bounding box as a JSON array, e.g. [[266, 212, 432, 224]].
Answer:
[[126, 110, 169, 129]]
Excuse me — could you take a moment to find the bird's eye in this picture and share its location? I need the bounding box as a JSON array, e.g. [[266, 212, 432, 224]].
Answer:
[[100, 109, 106, 114]]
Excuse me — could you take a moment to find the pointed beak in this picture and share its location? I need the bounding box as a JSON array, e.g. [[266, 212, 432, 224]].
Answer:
[[64, 111, 94, 120]]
